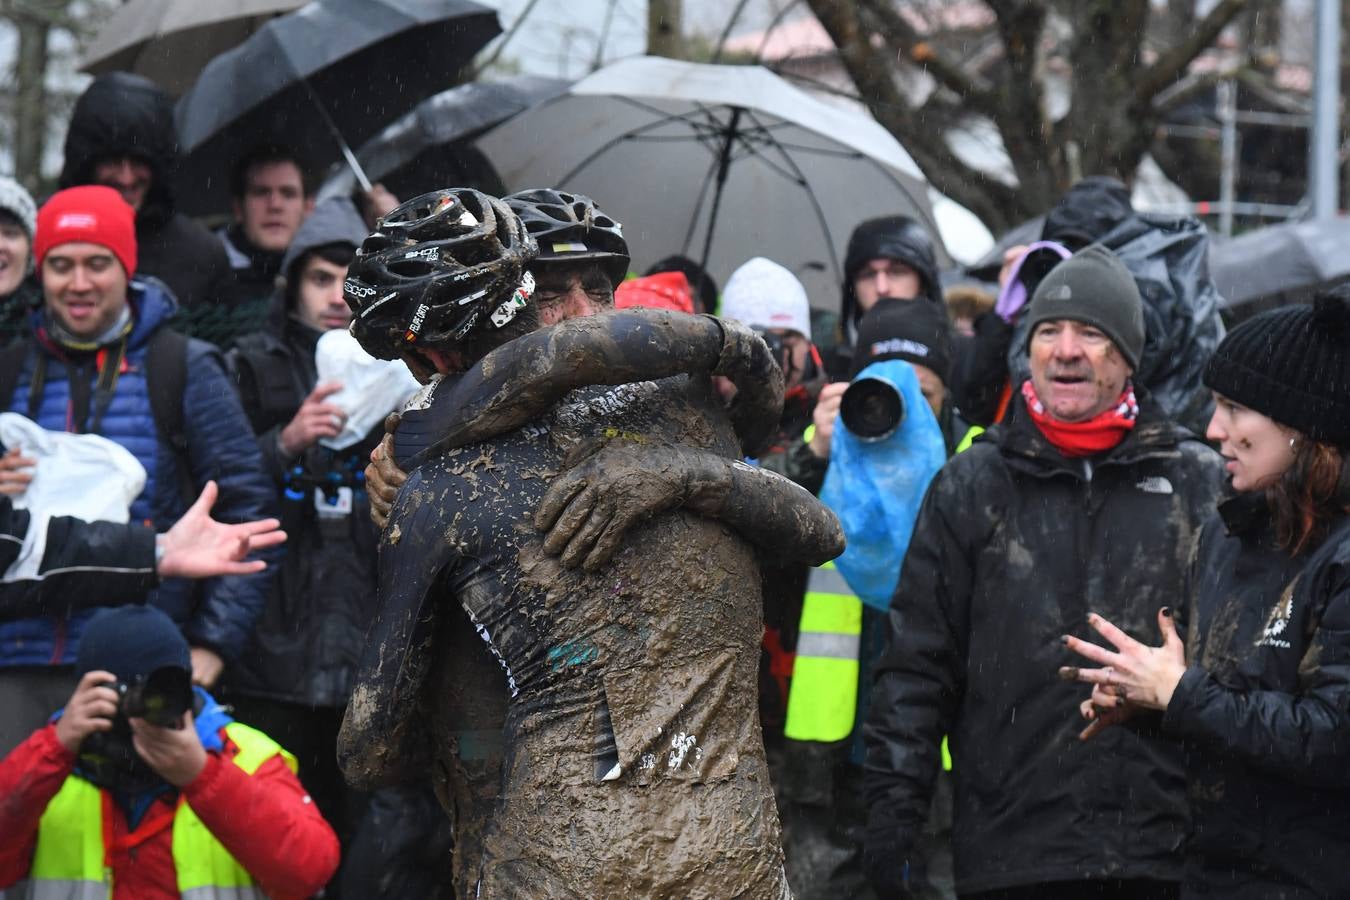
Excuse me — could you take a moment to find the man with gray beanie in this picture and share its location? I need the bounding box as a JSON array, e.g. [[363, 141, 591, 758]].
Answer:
[[862, 245, 1223, 899]]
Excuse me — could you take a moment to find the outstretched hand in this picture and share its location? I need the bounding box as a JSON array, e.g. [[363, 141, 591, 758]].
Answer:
[[157, 481, 285, 579], [1059, 609, 1187, 736]]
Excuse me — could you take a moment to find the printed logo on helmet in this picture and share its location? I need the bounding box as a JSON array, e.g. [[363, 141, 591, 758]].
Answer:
[[404, 303, 429, 343], [404, 246, 440, 263], [345, 278, 377, 299], [551, 242, 588, 254]]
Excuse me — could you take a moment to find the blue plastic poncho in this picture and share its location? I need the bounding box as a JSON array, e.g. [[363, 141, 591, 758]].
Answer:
[[819, 359, 947, 611]]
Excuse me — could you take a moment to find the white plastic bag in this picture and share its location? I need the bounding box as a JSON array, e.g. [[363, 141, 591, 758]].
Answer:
[[0, 412, 147, 582], [315, 329, 422, 451]]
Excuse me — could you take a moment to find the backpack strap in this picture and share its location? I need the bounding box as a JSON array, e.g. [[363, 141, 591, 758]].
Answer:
[[144, 328, 195, 507], [0, 339, 32, 424]]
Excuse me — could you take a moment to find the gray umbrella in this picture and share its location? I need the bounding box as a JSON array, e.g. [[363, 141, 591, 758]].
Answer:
[[1209, 216, 1350, 318], [174, 0, 500, 216], [476, 56, 949, 304], [80, 0, 307, 96], [317, 76, 569, 202]]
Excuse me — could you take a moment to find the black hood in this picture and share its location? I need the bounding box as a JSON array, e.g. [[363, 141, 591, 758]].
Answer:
[[60, 73, 180, 231], [1040, 176, 1134, 249], [840, 216, 942, 344]]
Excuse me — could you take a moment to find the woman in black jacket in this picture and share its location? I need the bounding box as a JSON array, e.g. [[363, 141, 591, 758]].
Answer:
[[1062, 288, 1350, 899]]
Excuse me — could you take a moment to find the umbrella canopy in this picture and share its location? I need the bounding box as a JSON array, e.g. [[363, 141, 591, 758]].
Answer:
[[317, 75, 570, 203], [174, 0, 500, 217], [1209, 216, 1350, 319], [476, 56, 951, 307], [81, 0, 307, 96]]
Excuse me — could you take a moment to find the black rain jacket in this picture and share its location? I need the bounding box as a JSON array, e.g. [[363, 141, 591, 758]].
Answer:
[[1167, 493, 1350, 899], [60, 73, 234, 309], [863, 390, 1223, 894]]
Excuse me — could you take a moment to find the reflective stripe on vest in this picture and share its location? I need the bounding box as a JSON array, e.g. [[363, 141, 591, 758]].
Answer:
[[784, 560, 862, 743], [19, 722, 297, 900]]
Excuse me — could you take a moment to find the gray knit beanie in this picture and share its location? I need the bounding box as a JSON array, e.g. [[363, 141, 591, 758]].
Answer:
[[0, 176, 37, 239], [1022, 243, 1145, 370]]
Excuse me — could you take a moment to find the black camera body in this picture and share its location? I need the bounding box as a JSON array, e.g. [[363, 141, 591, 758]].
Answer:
[[840, 377, 906, 442], [105, 665, 194, 729]]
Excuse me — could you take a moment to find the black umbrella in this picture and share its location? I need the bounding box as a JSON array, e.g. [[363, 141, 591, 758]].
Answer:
[[316, 75, 569, 202], [174, 0, 500, 216], [1209, 216, 1350, 321]]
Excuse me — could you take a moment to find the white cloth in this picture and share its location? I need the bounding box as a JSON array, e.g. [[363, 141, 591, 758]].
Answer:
[[0, 412, 146, 581], [720, 256, 812, 340], [315, 329, 422, 451]]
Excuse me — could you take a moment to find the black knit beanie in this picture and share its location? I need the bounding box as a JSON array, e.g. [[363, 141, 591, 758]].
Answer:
[[1203, 288, 1350, 446], [1022, 244, 1145, 370], [76, 605, 190, 681], [851, 297, 953, 383]]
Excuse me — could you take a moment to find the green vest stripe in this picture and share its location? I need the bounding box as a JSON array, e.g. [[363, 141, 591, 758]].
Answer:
[[785, 561, 864, 742]]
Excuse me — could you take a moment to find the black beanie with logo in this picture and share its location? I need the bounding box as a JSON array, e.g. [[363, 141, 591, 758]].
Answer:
[[1203, 288, 1350, 446], [851, 297, 953, 383], [1022, 243, 1145, 370]]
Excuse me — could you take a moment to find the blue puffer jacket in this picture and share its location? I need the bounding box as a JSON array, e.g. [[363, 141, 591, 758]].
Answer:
[[0, 280, 277, 666]]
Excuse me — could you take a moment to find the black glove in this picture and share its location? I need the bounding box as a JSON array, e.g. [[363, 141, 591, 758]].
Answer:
[[863, 837, 918, 900]]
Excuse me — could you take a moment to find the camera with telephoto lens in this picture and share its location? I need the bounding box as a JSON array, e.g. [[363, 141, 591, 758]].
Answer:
[[840, 377, 905, 442], [105, 665, 194, 729]]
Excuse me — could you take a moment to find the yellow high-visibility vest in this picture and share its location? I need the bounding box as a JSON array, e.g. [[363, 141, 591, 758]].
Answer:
[[19, 721, 297, 900], [785, 560, 863, 743]]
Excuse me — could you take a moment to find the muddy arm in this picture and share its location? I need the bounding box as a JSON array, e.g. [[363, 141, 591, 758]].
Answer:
[[399, 309, 783, 465], [535, 441, 844, 571]]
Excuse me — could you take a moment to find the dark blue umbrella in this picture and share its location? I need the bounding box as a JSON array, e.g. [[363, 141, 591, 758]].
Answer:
[[174, 0, 500, 216]]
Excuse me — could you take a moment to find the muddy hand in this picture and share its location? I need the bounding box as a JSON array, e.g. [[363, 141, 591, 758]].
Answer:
[[1059, 608, 1187, 712], [535, 443, 721, 572], [366, 413, 406, 530]]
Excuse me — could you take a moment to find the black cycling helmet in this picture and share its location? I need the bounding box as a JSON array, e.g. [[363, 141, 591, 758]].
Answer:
[[504, 189, 630, 288], [343, 188, 537, 360]]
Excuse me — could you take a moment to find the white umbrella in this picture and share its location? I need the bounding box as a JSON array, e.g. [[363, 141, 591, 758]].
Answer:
[[81, 0, 307, 96], [477, 57, 952, 305]]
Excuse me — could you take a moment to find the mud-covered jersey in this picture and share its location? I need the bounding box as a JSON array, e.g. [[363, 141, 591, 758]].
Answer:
[[375, 373, 787, 898]]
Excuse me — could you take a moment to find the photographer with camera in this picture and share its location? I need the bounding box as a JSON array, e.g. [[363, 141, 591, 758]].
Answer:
[[0, 604, 339, 900]]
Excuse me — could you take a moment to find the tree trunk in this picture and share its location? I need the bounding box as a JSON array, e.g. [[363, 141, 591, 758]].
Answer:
[[648, 0, 683, 59], [12, 9, 51, 192]]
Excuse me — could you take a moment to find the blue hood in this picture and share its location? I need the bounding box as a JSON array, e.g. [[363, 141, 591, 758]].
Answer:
[[820, 359, 947, 610]]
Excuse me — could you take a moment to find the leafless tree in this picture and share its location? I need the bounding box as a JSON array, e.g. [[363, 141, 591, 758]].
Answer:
[[803, 0, 1248, 231]]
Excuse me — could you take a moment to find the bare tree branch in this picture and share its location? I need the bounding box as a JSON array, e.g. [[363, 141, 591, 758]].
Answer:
[[1135, 0, 1247, 104], [711, 0, 754, 64], [853, 0, 999, 121]]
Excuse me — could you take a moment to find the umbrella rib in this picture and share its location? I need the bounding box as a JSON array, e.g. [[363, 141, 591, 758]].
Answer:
[[554, 100, 725, 185], [679, 148, 728, 261], [738, 108, 842, 279]]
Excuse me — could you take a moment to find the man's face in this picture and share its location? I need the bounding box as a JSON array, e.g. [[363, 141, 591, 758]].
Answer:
[[769, 328, 811, 390], [93, 157, 153, 212], [294, 254, 351, 332], [42, 242, 129, 340], [853, 257, 921, 313], [533, 265, 615, 326], [0, 219, 30, 297], [233, 160, 310, 253], [1028, 319, 1131, 423], [913, 364, 945, 419]]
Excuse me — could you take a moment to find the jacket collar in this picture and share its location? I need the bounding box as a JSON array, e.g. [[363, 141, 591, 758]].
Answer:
[[1217, 490, 1271, 537], [991, 387, 1191, 478]]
